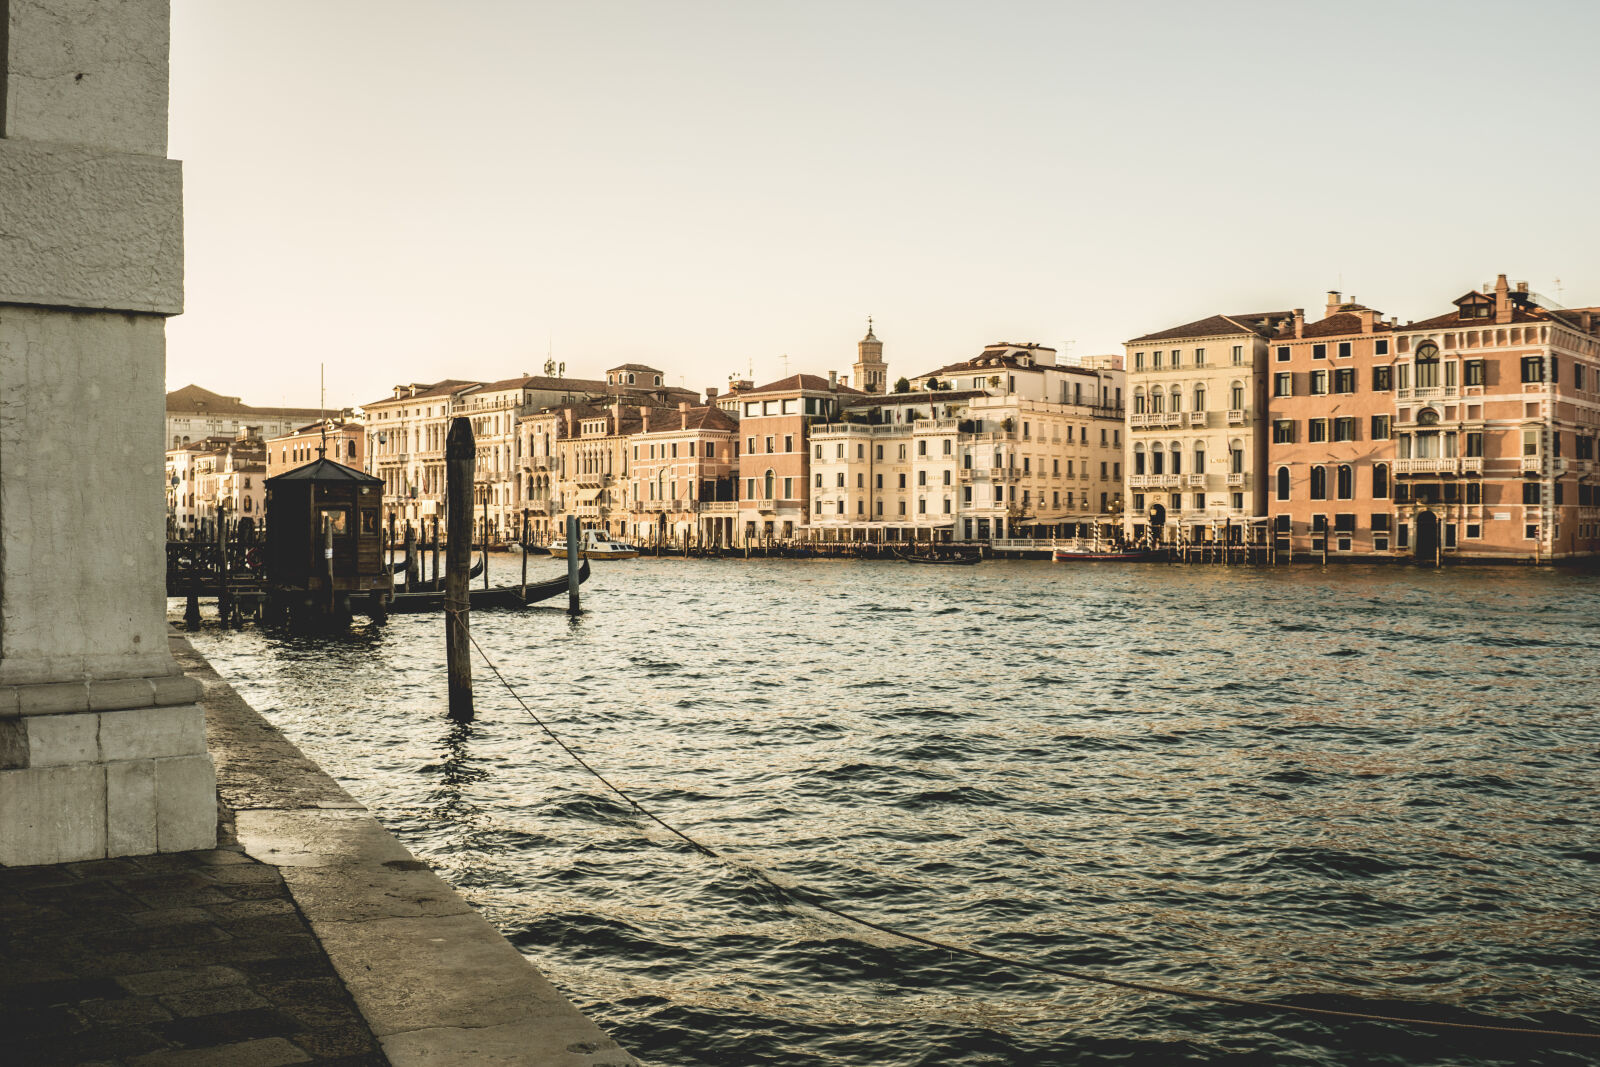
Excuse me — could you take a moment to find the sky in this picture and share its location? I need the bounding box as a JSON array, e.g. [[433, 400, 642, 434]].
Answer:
[[167, 0, 1600, 411]]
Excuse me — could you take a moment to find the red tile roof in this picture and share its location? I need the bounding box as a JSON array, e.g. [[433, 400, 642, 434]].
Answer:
[[740, 373, 863, 396], [1126, 312, 1292, 344]]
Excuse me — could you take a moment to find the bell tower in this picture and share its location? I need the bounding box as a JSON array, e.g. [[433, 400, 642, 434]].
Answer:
[[853, 318, 887, 394]]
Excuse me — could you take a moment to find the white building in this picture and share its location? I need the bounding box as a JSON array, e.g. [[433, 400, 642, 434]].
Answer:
[[1122, 311, 1293, 544]]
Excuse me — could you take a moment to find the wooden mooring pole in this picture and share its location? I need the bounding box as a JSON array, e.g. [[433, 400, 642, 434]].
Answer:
[[566, 513, 581, 615], [446, 417, 474, 722]]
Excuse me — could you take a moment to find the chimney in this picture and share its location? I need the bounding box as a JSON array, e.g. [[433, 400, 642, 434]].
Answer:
[[679, 401, 690, 430], [1292, 308, 1305, 338], [1516, 280, 1529, 294], [1325, 291, 1342, 316], [1356, 308, 1379, 331], [563, 409, 575, 436], [1495, 273, 1513, 324], [705, 386, 719, 401], [828, 370, 838, 390], [638, 405, 650, 432]]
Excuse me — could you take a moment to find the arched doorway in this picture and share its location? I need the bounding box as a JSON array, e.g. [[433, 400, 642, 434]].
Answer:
[[1414, 510, 1439, 562]]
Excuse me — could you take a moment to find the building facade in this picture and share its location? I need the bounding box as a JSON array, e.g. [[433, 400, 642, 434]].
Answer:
[[166, 384, 327, 451], [266, 420, 364, 479], [1123, 311, 1293, 544], [733, 373, 861, 542], [1267, 278, 1600, 561], [626, 403, 740, 547]]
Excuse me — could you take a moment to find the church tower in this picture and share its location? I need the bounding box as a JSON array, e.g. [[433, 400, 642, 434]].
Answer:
[[854, 318, 888, 394]]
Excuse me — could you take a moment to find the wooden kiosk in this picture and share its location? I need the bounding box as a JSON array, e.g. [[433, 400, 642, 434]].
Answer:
[[263, 456, 389, 627]]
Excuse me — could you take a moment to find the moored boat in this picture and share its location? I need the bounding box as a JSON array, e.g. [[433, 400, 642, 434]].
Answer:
[[550, 529, 640, 560], [387, 559, 590, 614], [1051, 546, 1154, 562], [896, 549, 982, 565]]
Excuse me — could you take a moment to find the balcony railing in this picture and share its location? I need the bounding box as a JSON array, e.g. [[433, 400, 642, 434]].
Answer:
[[1160, 474, 1181, 489], [1126, 474, 1149, 489], [1185, 473, 1206, 489], [1128, 413, 1149, 429], [1227, 409, 1246, 425], [1394, 458, 1482, 475], [1520, 455, 1541, 473], [1226, 472, 1246, 488], [1187, 411, 1207, 427], [702, 500, 738, 513]]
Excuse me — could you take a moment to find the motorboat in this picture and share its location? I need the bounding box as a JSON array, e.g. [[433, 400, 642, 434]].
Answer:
[[549, 529, 640, 560]]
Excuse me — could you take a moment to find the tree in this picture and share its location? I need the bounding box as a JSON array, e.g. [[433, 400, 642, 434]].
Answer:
[[893, 376, 910, 394], [926, 377, 942, 391]]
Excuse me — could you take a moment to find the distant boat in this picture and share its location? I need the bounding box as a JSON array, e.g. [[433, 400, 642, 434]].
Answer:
[[386, 560, 590, 614], [392, 557, 483, 591], [1051, 547, 1153, 562], [550, 529, 639, 560], [896, 549, 982, 566]]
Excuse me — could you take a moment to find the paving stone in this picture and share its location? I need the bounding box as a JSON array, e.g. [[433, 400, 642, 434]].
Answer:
[[206, 898, 295, 921], [156, 1006, 305, 1048], [291, 1023, 382, 1059], [118, 966, 247, 997], [160, 983, 272, 1017], [200, 863, 285, 885], [129, 1035, 313, 1066], [83, 921, 230, 954], [129, 905, 215, 928], [4, 975, 128, 1005], [65, 857, 150, 880], [78, 996, 176, 1025]]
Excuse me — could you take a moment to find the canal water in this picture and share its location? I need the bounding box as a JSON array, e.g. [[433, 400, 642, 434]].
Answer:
[[187, 559, 1600, 1066]]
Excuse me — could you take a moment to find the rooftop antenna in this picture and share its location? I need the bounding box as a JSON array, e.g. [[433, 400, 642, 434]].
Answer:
[[781, 353, 790, 376], [318, 363, 327, 459], [1554, 277, 1565, 302]]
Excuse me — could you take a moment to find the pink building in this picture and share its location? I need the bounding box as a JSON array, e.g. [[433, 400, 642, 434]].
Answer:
[[627, 402, 740, 547], [733, 373, 861, 543]]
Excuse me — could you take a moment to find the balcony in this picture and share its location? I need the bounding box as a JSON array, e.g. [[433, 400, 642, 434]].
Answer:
[[1128, 413, 1149, 429], [1462, 457, 1484, 473], [1127, 474, 1150, 489], [1227, 409, 1246, 426], [1395, 458, 1463, 475], [703, 500, 738, 514], [991, 468, 1021, 483], [1156, 412, 1184, 428], [1520, 455, 1541, 473], [1412, 386, 1444, 400], [958, 467, 983, 482], [1187, 411, 1207, 427], [1226, 472, 1246, 488], [574, 472, 613, 487], [1159, 474, 1181, 489], [1185, 473, 1206, 489]]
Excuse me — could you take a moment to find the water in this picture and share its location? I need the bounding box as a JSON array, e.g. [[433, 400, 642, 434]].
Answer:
[[187, 559, 1600, 1065]]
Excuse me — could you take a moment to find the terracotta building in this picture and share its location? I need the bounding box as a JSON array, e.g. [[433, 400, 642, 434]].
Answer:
[[734, 373, 861, 543], [626, 403, 740, 547]]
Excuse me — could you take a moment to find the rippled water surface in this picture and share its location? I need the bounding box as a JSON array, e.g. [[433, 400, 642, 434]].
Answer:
[[188, 559, 1600, 1065]]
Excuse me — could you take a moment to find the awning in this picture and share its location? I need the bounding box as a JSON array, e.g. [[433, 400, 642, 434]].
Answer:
[[577, 487, 604, 503]]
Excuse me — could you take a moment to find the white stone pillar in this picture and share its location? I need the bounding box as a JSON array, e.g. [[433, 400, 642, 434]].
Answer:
[[1, 0, 216, 865]]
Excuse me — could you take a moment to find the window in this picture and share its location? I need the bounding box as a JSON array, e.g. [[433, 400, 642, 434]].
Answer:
[[898, 473, 906, 488], [1333, 417, 1356, 442], [765, 436, 775, 453], [1465, 482, 1482, 505], [1193, 386, 1205, 411], [1276, 467, 1290, 501], [1312, 344, 1327, 360], [1523, 430, 1539, 457], [1195, 348, 1206, 366], [1275, 346, 1290, 362], [1337, 342, 1351, 358], [1372, 366, 1392, 391], [1272, 420, 1296, 443], [1525, 523, 1540, 540], [1310, 466, 1327, 499], [917, 470, 926, 486], [1230, 382, 1245, 409], [1375, 339, 1389, 356], [856, 472, 864, 488], [1464, 359, 1486, 386], [1232, 345, 1244, 365], [1334, 368, 1356, 393], [1521, 356, 1544, 383], [1522, 482, 1541, 505], [1465, 431, 1483, 457], [1134, 352, 1145, 370], [1372, 463, 1389, 498], [836, 473, 845, 487], [784, 435, 793, 452], [1371, 415, 1391, 440], [1336, 465, 1353, 499], [1153, 350, 1164, 369], [749, 437, 758, 454], [1274, 372, 1293, 397], [918, 440, 927, 456], [943, 470, 952, 485], [1308, 418, 1329, 443], [1309, 370, 1329, 395]]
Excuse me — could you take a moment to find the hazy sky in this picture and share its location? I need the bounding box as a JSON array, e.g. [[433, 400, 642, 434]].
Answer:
[[167, 0, 1600, 409]]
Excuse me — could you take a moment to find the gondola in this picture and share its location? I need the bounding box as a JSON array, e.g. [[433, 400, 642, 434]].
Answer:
[[388, 557, 484, 592], [895, 550, 982, 565], [386, 559, 590, 614]]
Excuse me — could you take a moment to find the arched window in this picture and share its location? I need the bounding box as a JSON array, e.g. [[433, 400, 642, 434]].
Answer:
[[1230, 381, 1245, 410], [1194, 445, 1206, 473], [1336, 464, 1353, 500], [1149, 390, 1163, 413], [1373, 463, 1390, 499], [1276, 466, 1290, 501], [347, 440, 356, 459], [1169, 441, 1183, 475], [764, 469, 775, 499], [1151, 444, 1165, 475], [1229, 439, 1244, 474], [1133, 443, 1146, 475], [1310, 466, 1328, 500], [1133, 389, 1146, 414], [1193, 386, 1206, 411], [1169, 386, 1183, 412], [1415, 341, 1441, 388]]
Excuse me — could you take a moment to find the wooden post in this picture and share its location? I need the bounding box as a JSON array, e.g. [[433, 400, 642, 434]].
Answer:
[[217, 513, 233, 627], [323, 514, 336, 618], [566, 513, 581, 616], [520, 514, 528, 598], [446, 418, 474, 722], [404, 523, 417, 592], [431, 517, 440, 585], [482, 495, 490, 590]]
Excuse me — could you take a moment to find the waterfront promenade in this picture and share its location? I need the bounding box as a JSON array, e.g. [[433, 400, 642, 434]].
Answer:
[[0, 632, 634, 1067]]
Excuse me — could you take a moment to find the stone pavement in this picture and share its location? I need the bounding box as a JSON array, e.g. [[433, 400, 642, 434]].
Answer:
[[0, 633, 637, 1067], [0, 844, 385, 1066]]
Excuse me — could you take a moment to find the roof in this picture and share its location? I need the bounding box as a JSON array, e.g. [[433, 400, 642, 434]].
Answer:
[[360, 380, 481, 409], [635, 406, 739, 433], [739, 373, 864, 397], [264, 457, 382, 486], [166, 384, 325, 418], [607, 363, 662, 374], [1299, 312, 1394, 338], [842, 389, 989, 408], [477, 374, 612, 394], [1126, 312, 1292, 345]]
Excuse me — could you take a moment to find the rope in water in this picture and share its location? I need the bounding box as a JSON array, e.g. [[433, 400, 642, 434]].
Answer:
[[459, 627, 1600, 1043]]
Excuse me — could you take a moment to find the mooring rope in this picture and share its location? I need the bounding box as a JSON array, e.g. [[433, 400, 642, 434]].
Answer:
[[459, 627, 1600, 1043]]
